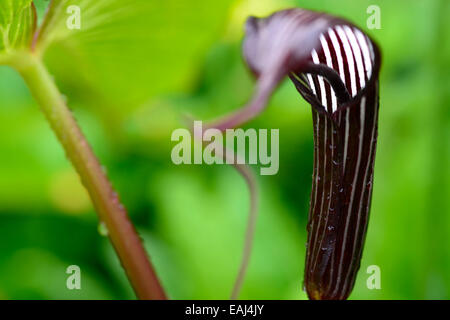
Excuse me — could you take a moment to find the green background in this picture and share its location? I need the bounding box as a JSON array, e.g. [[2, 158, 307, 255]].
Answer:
[[0, 0, 448, 299]]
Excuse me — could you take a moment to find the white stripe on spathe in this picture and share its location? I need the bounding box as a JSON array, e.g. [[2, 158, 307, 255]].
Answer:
[[328, 28, 346, 84], [335, 25, 356, 172], [354, 28, 373, 79], [311, 49, 327, 109], [306, 73, 320, 252], [320, 34, 337, 112], [335, 25, 356, 96], [343, 25, 366, 89], [332, 96, 367, 296], [307, 74, 316, 95], [310, 49, 329, 268], [342, 87, 378, 294]]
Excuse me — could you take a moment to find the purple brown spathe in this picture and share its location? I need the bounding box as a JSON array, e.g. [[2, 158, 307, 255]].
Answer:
[[207, 8, 381, 300]]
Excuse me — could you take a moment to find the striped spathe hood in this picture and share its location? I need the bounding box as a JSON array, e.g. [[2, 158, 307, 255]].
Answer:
[[207, 8, 382, 300], [243, 9, 382, 300]]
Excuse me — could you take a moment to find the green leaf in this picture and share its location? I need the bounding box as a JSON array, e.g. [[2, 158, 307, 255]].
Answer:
[[33, 0, 234, 109], [0, 0, 36, 52]]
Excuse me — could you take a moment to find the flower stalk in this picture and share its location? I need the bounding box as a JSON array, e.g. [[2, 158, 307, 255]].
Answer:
[[8, 51, 166, 300]]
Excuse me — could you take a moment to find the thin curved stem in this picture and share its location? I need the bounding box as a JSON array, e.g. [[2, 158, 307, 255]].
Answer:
[[229, 160, 258, 300], [189, 119, 259, 300], [186, 71, 277, 299], [8, 51, 166, 300]]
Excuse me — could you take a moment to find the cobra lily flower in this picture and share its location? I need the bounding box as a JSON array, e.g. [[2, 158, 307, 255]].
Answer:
[[207, 8, 381, 300]]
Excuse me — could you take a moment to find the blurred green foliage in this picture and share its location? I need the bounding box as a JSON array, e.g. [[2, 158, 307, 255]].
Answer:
[[0, 0, 448, 299]]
